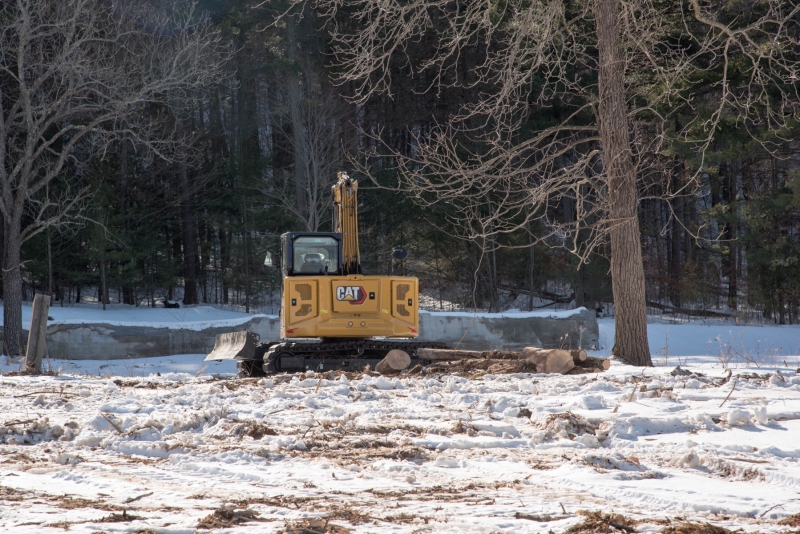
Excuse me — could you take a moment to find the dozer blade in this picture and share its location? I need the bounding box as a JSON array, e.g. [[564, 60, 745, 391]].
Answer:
[[204, 331, 259, 361]]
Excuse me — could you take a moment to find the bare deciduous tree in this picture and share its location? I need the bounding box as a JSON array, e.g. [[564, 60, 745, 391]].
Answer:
[[265, 60, 355, 231], [303, 0, 800, 365], [0, 0, 226, 357]]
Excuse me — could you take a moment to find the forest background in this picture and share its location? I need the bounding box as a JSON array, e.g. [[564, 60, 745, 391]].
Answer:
[[5, 0, 800, 331]]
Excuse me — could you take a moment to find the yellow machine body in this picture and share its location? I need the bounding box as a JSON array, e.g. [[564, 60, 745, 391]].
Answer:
[[279, 173, 419, 340], [281, 275, 419, 338]]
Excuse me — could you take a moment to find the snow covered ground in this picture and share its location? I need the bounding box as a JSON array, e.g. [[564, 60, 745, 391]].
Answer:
[[1, 316, 800, 533]]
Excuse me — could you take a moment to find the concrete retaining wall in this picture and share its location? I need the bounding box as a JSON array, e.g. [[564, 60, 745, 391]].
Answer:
[[1, 309, 598, 360], [418, 309, 598, 351]]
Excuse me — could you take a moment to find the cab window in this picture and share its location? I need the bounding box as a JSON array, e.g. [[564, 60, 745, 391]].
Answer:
[[293, 236, 339, 274]]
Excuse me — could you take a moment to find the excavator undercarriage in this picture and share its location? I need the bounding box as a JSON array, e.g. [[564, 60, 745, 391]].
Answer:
[[209, 331, 448, 376]]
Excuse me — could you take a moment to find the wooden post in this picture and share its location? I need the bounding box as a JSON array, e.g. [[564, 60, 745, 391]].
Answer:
[[25, 294, 51, 373], [416, 348, 522, 361]]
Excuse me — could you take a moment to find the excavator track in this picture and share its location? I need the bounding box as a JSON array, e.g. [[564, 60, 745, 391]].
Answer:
[[236, 339, 449, 376]]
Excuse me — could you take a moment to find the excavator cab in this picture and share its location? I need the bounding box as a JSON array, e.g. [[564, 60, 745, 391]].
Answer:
[[281, 233, 342, 276]]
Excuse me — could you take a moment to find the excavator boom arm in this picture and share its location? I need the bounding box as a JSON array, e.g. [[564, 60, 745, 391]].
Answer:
[[332, 172, 361, 275]]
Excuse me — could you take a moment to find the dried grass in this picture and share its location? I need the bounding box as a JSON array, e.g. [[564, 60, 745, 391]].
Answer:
[[278, 517, 352, 533], [779, 514, 800, 527], [0, 485, 29, 501], [229, 421, 278, 440], [96, 510, 143, 522], [565, 510, 638, 533], [536, 412, 599, 441], [196, 507, 263, 529], [54, 496, 121, 511], [659, 522, 734, 534]]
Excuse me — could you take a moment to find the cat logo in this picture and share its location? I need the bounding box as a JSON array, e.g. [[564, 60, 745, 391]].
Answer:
[[336, 285, 366, 305]]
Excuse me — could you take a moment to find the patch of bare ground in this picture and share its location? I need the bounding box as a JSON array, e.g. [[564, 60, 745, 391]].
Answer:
[[196, 507, 266, 529], [565, 511, 639, 533], [216, 378, 261, 391], [278, 517, 352, 533], [240, 488, 501, 525], [96, 509, 144, 522], [515, 512, 568, 522], [227, 420, 279, 439], [277, 506, 423, 532], [704, 458, 764, 482], [527, 458, 560, 470], [52, 495, 122, 511], [1, 487, 127, 515], [0, 451, 37, 464], [357, 423, 425, 435], [365, 481, 521, 503], [659, 522, 734, 534], [779, 514, 800, 527], [43, 521, 72, 530], [0, 484, 30, 501], [381, 512, 428, 524], [43, 511, 146, 530], [236, 495, 317, 509], [70, 530, 154, 534], [2, 368, 61, 377], [536, 412, 599, 441], [238, 494, 375, 525], [301, 444, 431, 462], [112, 378, 170, 389], [322, 506, 371, 524], [121, 456, 162, 466]]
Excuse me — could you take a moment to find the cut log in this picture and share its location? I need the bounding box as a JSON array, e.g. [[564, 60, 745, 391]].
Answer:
[[574, 357, 610, 371], [416, 346, 594, 375], [416, 348, 522, 361], [484, 349, 529, 360], [416, 348, 484, 361], [520, 348, 574, 374], [375, 349, 411, 375], [566, 366, 598, 375], [570, 349, 588, 362]]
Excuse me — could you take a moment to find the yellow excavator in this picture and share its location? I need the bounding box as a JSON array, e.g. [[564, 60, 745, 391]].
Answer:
[[205, 172, 445, 376]]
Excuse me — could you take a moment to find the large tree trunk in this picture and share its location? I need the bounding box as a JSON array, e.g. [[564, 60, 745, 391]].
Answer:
[[0, 212, 4, 299], [594, 0, 652, 366], [2, 216, 23, 357]]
